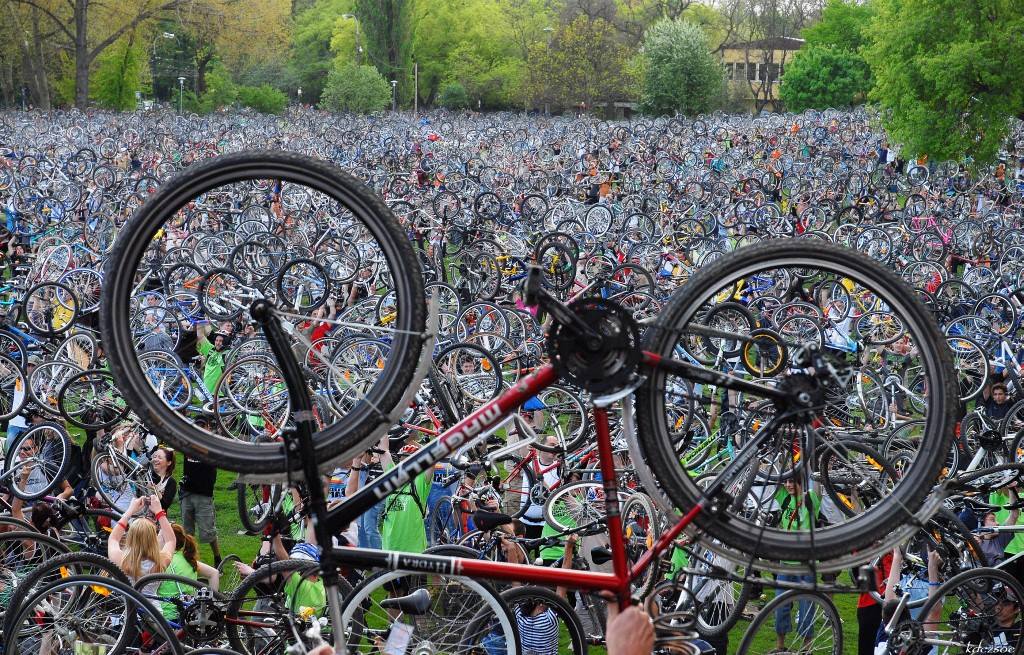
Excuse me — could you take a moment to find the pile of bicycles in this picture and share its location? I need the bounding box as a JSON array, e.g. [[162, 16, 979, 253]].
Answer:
[[3, 106, 1024, 655]]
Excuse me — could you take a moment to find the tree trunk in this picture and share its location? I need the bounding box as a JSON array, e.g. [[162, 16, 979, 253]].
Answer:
[[11, 5, 50, 109], [29, 6, 49, 108], [74, 0, 90, 108], [196, 53, 213, 96]]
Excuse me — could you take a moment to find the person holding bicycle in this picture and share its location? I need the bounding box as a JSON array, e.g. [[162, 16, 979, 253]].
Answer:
[[108, 494, 176, 582], [196, 322, 228, 394]]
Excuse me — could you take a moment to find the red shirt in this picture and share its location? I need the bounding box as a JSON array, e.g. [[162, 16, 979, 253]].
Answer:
[[857, 552, 893, 608]]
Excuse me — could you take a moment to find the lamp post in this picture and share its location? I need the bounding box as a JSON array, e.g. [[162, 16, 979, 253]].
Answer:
[[178, 76, 186, 113], [297, 87, 302, 106], [542, 26, 554, 115], [342, 14, 361, 65], [150, 32, 176, 103], [391, 80, 397, 112]]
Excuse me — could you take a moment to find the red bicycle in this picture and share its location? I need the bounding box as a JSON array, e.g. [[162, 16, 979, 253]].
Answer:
[[100, 152, 959, 654]]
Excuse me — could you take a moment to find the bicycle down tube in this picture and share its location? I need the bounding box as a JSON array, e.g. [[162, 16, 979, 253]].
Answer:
[[252, 295, 787, 654]]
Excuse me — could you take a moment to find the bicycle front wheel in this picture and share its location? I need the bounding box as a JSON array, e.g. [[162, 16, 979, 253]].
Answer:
[[100, 152, 427, 474], [636, 239, 958, 566]]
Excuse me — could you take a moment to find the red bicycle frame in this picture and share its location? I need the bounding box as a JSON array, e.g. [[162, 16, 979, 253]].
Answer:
[[326, 361, 710, 606]]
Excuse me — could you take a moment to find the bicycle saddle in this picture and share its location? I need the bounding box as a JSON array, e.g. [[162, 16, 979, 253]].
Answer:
[[380, 587, 432, 615], [473, 510, 514, 532], [590, 546, 613, 565]]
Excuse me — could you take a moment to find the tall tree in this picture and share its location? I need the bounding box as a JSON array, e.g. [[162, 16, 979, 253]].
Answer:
[[11, 0, 193, 108], [863, 0, 1024, 164], [779, 45, 869, 111], [92, 32, 145, 109], [801, 0, 873, 52], [779, 0, 873, 113], [526, 15, 637, 113], [353, 0, 413, 93], [410, 0, 523, 108], [639, 19, 723, 116], [175, 0, 290, 95], [293, 0, 351, 103], [3, 0, 54, 108]]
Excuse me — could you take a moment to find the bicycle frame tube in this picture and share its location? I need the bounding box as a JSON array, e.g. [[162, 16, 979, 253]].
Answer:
[[321, 349, 782, 604]]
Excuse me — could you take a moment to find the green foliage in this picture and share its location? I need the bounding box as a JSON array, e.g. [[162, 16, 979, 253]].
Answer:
[[780, 45, 870, 112], [525, 16, 638, 112], [236, 61, 301, 95], [237, 85, 289, 113], [52, 54, 77, 108], [638, 19, 723, 116], [193, 64, 238, 113], [353, 0, 414, 85], [445, 42, 522, 109], [438, 82, 469, 109], [294, 0, 353, 103], [91, 35, 145, 110], [801, 0, 875, 52], [320, 63, 392, 112], [863, 0, 1024, 164]]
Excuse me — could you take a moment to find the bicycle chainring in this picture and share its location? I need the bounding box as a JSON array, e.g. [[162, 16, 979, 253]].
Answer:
[[547, 297, 641, 393]]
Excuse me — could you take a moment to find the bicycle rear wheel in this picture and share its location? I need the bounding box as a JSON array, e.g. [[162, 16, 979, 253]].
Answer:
[[636, 239, 958, 566], [100, 152, 427, 474]]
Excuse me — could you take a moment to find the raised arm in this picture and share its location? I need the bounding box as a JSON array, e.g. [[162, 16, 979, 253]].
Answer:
[[884, 546, 904, 602], [149, 495, 176, 566], [109, 496, 146, 567]]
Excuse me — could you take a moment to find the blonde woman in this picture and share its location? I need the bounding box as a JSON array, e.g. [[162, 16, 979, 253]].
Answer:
[[108, 495, 176, 581]]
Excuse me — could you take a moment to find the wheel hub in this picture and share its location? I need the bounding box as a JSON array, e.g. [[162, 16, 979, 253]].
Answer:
[[776, 373, 824, 422], [547, 298, 640, 393]]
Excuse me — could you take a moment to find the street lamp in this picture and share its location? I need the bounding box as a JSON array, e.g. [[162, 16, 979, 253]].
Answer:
[[390, 80, 398, 112], [542, 27, 554, 115], [178, 76, 186, 113], [342, 14, 361, 65], [297, 87, 302, 106]]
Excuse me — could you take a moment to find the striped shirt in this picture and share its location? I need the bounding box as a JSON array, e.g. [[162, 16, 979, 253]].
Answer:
[[514, 606, 559, 655]]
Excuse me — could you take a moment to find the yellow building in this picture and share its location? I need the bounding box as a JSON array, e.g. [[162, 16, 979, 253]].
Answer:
[[720, 37, 804, 114]]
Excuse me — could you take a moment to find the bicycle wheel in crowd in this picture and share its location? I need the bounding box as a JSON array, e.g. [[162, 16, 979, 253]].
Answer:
[[100, 152, 427, 474], [339, 569, 519, 655], [908, 567, 1024, 655], [6, 574, 183, 655], [735, 590, 842, 655], [0, 352, 27, 421], [636, 239, 958, 566], [4, 421, 70, 500], [1, 550, 130, 643]]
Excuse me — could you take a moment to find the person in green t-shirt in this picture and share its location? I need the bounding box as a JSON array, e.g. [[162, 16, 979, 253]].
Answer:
[[155, 524, 220, 620], [990, 487, 1024, 584], [773, 479, 820, 653], [233, 518, 326, 616], [380, 440, 432, 554], [196, 323, 227, 395]]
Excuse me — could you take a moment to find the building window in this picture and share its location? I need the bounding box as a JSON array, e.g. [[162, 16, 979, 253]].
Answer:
[[747, 62, 758, 81], [767, 63, 780, 82], [734, 62, 745, 80], [725, 63, 734, 79]]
